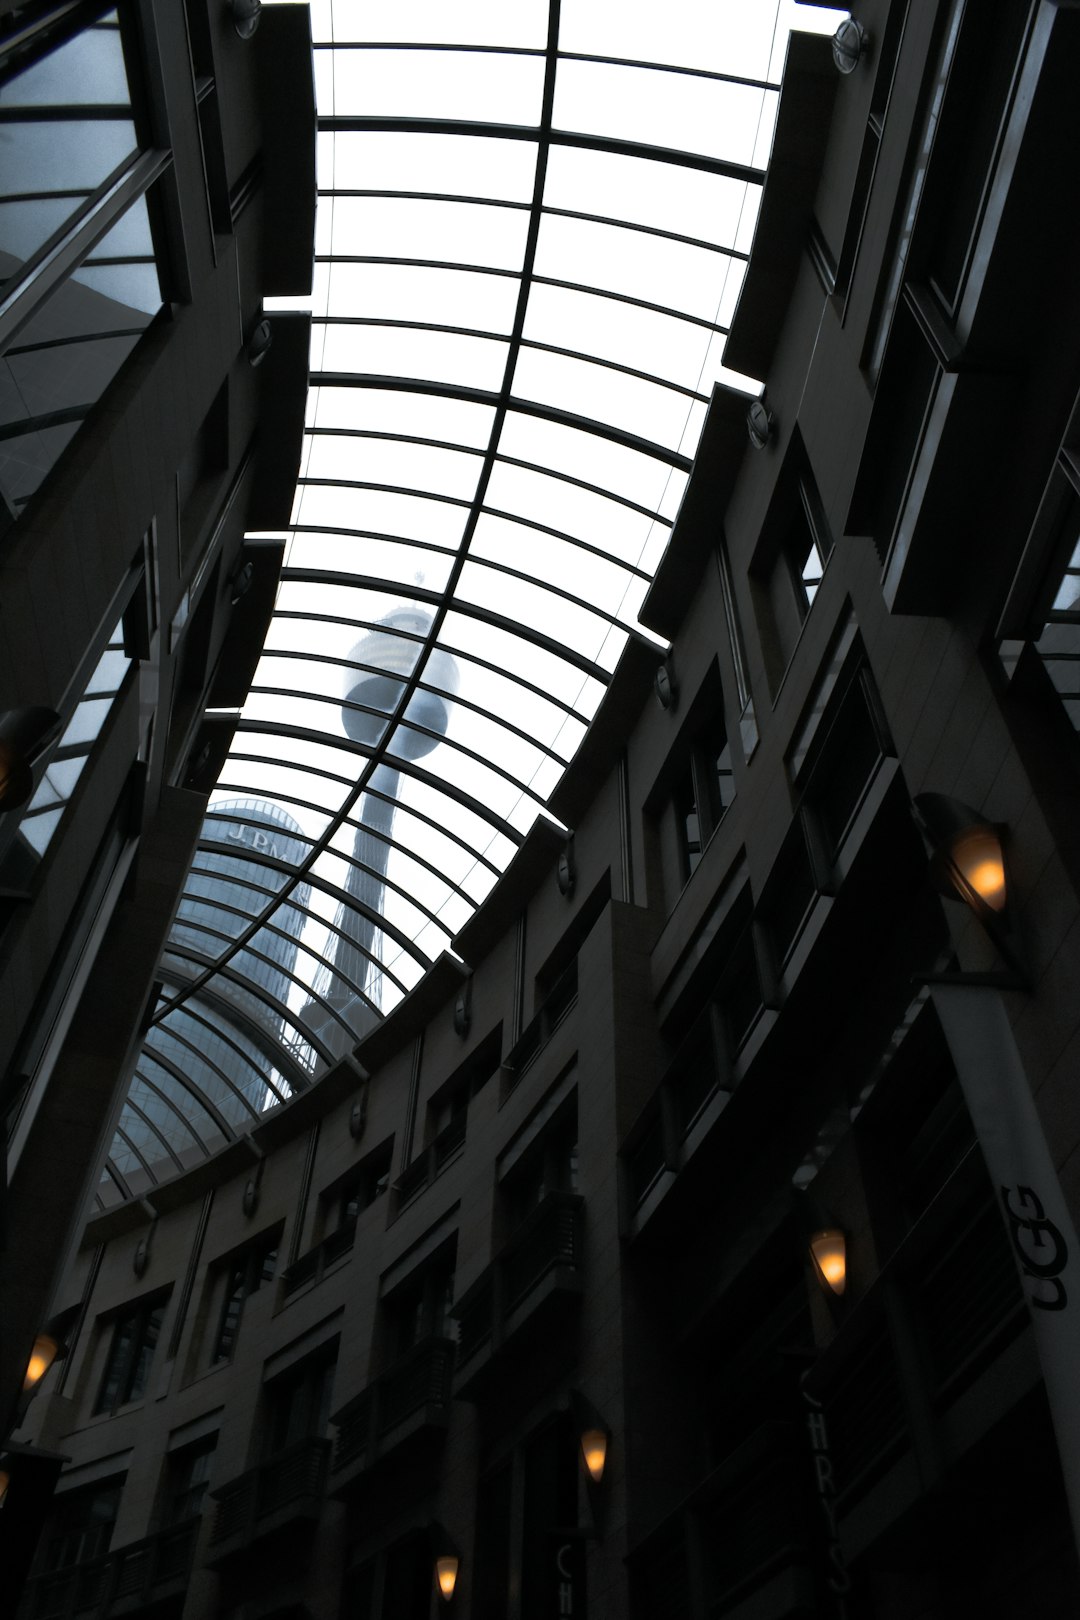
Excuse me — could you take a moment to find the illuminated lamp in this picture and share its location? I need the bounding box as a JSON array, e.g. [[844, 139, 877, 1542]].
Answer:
[[430, 1524, 461, 1603], [809, 1228, 847, 1296], [23, 1335, 60, 1393]]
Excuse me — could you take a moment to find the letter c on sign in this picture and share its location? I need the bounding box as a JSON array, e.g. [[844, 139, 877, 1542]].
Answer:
[[556, 1544, 573, 1579]]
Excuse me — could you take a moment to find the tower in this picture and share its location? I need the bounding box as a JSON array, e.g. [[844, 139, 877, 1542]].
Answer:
[[304, 605, 458, 1058]]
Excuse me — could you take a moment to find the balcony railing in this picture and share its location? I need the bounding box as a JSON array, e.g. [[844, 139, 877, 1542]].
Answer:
[[209, 1437, 329, 1556], [280, 1217, 357, 1298], [332, 1337, 456, 1477], [22, 1521, 198, 1619], [392, 1112, 468, 1214], [455, 1192, 584, 1375], [503, 961, 578, 1088]]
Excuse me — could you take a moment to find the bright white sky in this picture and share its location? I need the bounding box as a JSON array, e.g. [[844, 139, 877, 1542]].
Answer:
[[179, 0, 847, 1066]]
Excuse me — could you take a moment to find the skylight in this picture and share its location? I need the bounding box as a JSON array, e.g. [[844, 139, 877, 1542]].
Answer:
[[100, 0, 846, 1204]]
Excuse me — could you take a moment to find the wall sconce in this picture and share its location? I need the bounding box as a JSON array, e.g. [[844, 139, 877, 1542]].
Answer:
[[654, 659, 678, 711], [570, 1390, 612, 1492], [557, 834, 576, 898], [22, 1335, 61, 1394], [746, 398, 776, 450], [231, 0, 262, 40], [246, 317, 273, 367], [832, 18, 870, 74], [0, 707, 61, 811], [581, 1426, 608, 1484], [809, 1228, 847, 1296], [913, 793, 1027, 986], [430, 1524, 460, 1602]]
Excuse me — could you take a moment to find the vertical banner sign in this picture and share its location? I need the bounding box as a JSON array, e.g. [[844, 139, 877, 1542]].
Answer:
[[932, 985, 1080, 1552], [545, 1531, 586, 1620], [801, 1374, 851, 1617]]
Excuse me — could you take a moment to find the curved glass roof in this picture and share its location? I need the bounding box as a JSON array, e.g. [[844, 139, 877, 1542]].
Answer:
[[98, 0, 845, 1206]]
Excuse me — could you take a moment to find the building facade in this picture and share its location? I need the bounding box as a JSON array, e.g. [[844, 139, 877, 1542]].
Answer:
[[0, 0, 316, 1558], [8, 0, 1080, 1617]]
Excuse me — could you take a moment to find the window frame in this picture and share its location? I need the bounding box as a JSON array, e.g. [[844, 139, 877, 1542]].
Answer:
[[92, 1293, 168, 1416]]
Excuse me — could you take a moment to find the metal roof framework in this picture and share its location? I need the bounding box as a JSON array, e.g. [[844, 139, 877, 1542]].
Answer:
[[100, 0, 846, 1202]]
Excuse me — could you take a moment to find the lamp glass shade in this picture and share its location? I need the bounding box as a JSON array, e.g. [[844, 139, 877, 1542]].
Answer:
[[949, 828, 1007, 912], [435, 1555, 459, 1600], [809, 1229, 846, 1296], [23, 1333, 60, 1391], [581, 1427, 608, 1483]]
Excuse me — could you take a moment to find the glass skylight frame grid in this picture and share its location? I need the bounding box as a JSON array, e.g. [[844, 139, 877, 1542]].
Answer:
[[100, 0, 849, 1204]]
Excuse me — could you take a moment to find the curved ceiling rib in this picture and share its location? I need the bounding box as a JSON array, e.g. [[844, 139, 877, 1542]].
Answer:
[[96, 0, 847, 1207]]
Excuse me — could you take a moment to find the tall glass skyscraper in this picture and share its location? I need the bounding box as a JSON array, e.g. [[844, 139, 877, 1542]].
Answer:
[[101, 800, 312, 1202]]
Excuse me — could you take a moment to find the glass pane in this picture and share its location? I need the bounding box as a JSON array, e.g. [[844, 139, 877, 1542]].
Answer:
[[513, 345, 703, 453], [313, 321, 509, 391], [484, 460, 663, 566], [321, 131, 539, 203], [315, 263, 521, 336], [312, 0, 547, 46], [322, 196, 530, 273], [498, 409, 685, 514], [302, 434, 482, 499], [325, 49, 546, 124], [553, 59, 775, 168], [0, 12, 138, 280], [290, 482, 467, 547], [523, 280, 721, 391], [543, 145, 752, 247], [534, 212, 726, 320], [307, 385, 496, 448]]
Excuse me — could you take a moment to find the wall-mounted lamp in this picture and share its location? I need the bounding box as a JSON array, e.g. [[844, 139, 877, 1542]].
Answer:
[[557, 834, 576, 898], [832, 18, 870, 74], [231, 0, 262, 40], [453, 980, 472, 1038], [580, 1426, 609, 1484], [746, 398, 776, 451], [430, 1524, 461, 1602], [570, 1390, 612, 1499], [22, 1335, 61, 1395], [808, 1228, 847, 1296], [654, 659, 678, 711], [0, 708, 62, 812], [246, 317, 273, 367], [913, 793, 1027, 987]]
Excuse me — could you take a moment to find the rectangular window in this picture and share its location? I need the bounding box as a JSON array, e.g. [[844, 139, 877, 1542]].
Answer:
[[165, 1439, 216, 1525], [674, 702, 735, 883], [384, 1252, 457, 1362], [42, 1481, 123, 1571], [0, 620, 132, 890], [752, 440, 833, 690], [0, 6, 168, 529], [94, 1297, 166, 1414], [266, 1353, 337, 1458], [211, 1229, 279, 1364]]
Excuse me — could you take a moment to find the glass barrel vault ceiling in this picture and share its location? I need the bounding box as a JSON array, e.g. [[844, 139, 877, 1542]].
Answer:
[[101, 0, 846, 1205]]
